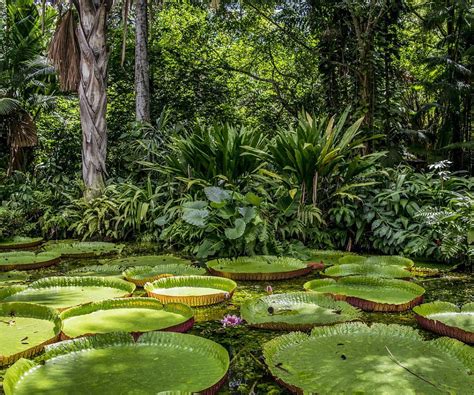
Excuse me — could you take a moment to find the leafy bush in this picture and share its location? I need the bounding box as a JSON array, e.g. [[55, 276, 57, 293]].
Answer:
[[160, 186, 274, 258], [159, 123, 268, 187], [252, 108, 384, 206]]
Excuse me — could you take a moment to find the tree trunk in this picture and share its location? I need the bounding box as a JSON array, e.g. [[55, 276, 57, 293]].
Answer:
[[135, 0, 150, 122], [75, 0, 109, 200]]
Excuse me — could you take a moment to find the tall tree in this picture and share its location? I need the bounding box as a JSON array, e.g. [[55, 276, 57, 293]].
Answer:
[[135, 0, 150, 122], [49, 0, 112, 199]]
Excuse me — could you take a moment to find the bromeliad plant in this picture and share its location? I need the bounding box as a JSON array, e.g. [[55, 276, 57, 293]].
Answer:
[[250, 107, 384, 206]]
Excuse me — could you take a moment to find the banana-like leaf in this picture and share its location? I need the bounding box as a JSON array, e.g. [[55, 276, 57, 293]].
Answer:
[[304, 276, 425, 311], [207, 256, 313, 281], [414, 301, 474, 343], [241, 292, 361, 330], [144, 275, 236, 306], [0, 276, 135, 311], [59, 297, 194, 339], [4, 331, 229, 394], [0, 302, 61, 366], [263, 322, 473, 394]]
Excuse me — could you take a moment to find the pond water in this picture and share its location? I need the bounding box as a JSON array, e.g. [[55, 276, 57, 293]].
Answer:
[[0, 248, 472, 395]]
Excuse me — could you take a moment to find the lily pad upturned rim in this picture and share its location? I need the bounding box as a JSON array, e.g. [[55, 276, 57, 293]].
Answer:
[[413, 301, 474, 344], [123, 265, 207, 287], [0, 237, 44, 250], [0, 302, 61, 367], [43, 241, 124, 258], [322, 263, 413, 279], [3, 332, 229, 395], [67, 264, 125, 277], [106, 254, 193, 267], [0, 276, 136, 311], [263, 322, 473, 394], [338, 255, 415, 268], [0, 252, 61, 272], [241, 292, 361, 331], [303, 276, 425, 312], [206, 256, 313, 281], [59, 297, 194, 340], [144, 275, 237, 306]]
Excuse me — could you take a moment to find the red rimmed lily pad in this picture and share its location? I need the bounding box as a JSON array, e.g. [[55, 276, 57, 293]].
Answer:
[[414, 301, 474, 343]]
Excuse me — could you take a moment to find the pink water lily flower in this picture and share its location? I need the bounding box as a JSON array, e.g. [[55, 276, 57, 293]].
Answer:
[[221, 314, 243, 327], [265, 285, 273, 295]]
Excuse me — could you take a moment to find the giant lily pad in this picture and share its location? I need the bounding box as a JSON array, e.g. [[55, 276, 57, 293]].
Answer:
[[0, 252, 61, 271], [0, 271, 29, 286], [207, 256, 315, 281], [0, 303, 61, 366], [3, 331, 229, 394], [323, 263, 413, 279], [241, 292, 361, 330], [44, 241, 124, 258], [145, 276, 236, 306], [60, 298, 194, 339], [338, 255, 415, 268], [67, 265, 124, 277], [107, 254, 192, 267], [304, 277, 425, 311], [0, 237, 43, 250], [414, 301, 474, 344], [0, 277, 135, 311], [305, 249, 358, 266], [263, 322, 473, 394], [123, 265, 207, 287]]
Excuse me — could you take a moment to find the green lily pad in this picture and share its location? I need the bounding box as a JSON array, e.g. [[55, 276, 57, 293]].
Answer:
[[44, 241, 124, 258], [67, 265, 124, 277], [263, 322, 474, 394], [305, 249, 358, 266], [323, 263, 413, 279], [414, 301, 474, 344], [0, 303, 61, 366], [0, 276, 135, 311], [207, 256, 314, 281], [241, 292, 361, 330], [144, 275, 237, 306], [60, 298, 194, 339], [0, 271, 29, 285], [0, 237, 43, 250], [106, 254, 192, 267], [123, 265, 207, 287], [304, 277, 425, 311], [0, 252, 61, 271], [338, 255, 415, 268], [3, 332, 229, 394]]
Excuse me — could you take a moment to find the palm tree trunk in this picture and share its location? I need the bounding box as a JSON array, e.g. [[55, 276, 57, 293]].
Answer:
[[135, 0, 150, 122], [76, 0, 109, 199]]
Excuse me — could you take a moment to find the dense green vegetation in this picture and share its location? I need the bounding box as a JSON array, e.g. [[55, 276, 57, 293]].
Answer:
[[0, 2, 472, 392], [0, 0, 471, 267]]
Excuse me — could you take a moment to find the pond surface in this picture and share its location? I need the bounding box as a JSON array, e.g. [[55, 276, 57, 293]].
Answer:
[[0, 249, 472, 395]]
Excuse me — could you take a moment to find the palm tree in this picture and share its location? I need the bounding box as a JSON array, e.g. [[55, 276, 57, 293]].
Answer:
[[0, 0, 56, 175], [49, 0, 112, 200]]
